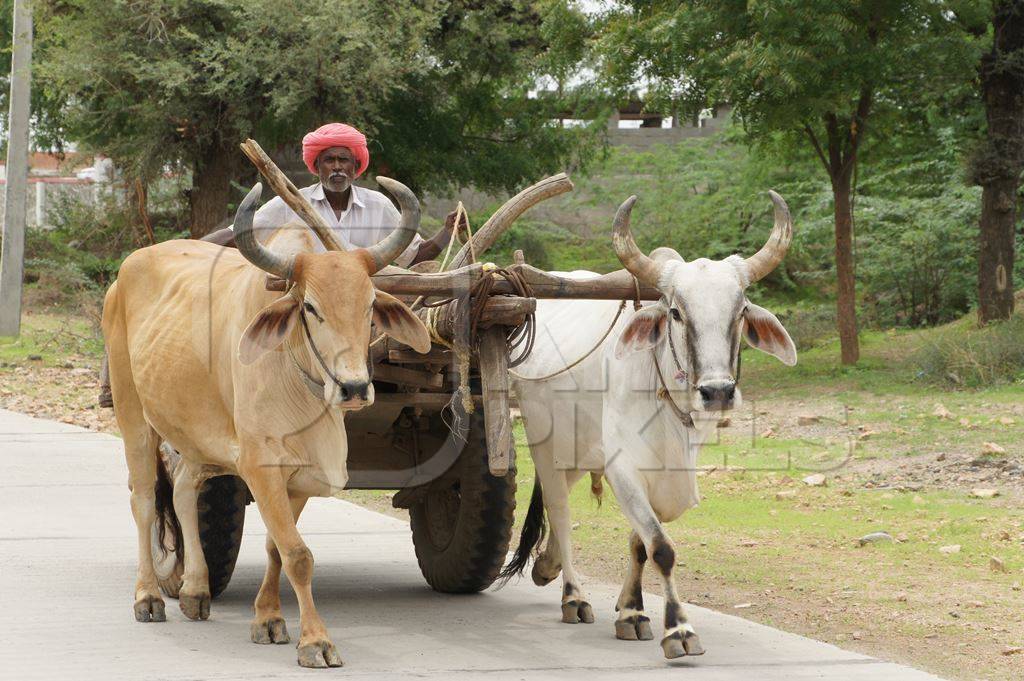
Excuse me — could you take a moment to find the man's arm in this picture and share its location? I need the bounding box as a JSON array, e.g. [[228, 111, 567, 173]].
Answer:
[[410, 210, 468, 265]]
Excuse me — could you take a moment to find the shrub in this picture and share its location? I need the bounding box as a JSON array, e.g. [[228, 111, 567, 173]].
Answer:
[[776, 304, 837, 350], [911, 314, 1024, 387]]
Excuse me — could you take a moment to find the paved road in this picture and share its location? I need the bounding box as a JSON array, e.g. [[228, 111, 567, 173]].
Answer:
[[0, 408, 945, 680]]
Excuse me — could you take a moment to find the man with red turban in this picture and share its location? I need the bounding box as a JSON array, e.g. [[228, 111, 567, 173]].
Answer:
[[206, 122, 458, 266]]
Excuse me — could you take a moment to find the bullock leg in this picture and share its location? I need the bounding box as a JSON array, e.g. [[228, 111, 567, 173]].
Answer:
[[173, 463, 210, 621], [531, 530, 562, 586], [534, 454, 593, 624], [109, 362, 165, 622], [603, 469, 704, 658], [251, 495, 307, 645], [614, 531, 654, 641], [241, 462, 341, 668]]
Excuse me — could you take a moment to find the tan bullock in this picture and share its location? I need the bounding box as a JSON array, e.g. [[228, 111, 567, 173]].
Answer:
[[102, 179, 430, 668]]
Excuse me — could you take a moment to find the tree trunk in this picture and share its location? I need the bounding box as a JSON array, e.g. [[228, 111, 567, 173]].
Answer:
[[189, 141, 238, 238], [976, 0, 1024, 324], [978, 177, 1018, 322], [832, 172, 860, 364]]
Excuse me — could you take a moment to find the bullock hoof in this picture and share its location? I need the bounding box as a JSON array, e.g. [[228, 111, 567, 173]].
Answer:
[[133, 594, 166, 623], [560, 600, 595, 624], [531, 559, 560, 587], [179, 591, 211, 621], [661, 629, 705, 659], [615, 614, 653, 641], [251, 617, 290, 644], [297, 640, 343, 668]]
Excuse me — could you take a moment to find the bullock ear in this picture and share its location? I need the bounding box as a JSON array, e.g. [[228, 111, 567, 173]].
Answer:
[[614, 307, 668, 359], [373, 290, 431, 354], [742, 302, 797, 366], [238, 295, 301, 365]]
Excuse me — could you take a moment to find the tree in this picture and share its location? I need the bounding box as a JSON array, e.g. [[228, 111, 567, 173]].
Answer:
[[0, 0, 65, 156], [597, 0, 979, 363], [35, 0, 439, 237], [371, 0, 601, 197], [972, 0, 1024, 324], [32, 1, 596, 237]]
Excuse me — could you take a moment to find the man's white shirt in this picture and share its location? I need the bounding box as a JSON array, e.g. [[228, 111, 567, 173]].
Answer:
[[238, 182, 421, 267]]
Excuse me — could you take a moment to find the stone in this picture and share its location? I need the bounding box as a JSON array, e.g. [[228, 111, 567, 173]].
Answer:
[[999, 416, 1015, 426], [981, 442, 1006, 455], [797, 415, 820, 426], [990, 556, 1009, 574], [970, 488, 1000, 499], [857, 531, 894, 547], [932, 403, 953, 419], [938, 544, 961, 555], [775, 490, 797, 501], [802, 473, 826, 487]]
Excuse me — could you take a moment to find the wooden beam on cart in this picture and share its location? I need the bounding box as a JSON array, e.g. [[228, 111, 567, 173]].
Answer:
[[478, 327, 514, 476]]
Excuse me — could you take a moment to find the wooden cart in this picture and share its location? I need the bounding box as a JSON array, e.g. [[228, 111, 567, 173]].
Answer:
[[153, 158, 662, 599]]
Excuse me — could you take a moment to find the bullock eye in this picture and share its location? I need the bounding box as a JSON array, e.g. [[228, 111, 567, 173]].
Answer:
[[303, 302, 322, 321], [670, 308, 682, 322]]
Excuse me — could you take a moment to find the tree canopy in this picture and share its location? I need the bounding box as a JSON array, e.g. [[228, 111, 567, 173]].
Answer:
[[31, 0, 596, 234], [594, 0, 984, 363]]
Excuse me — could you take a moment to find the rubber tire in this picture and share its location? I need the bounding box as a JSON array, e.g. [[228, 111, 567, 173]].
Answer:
[[154, 473, 248, 600], [409, 412, 517, 593]]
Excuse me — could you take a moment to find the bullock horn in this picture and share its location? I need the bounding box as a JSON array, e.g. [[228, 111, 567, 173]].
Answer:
[[611, 195, 661, 287], [362, 176, 420, 273], [233, 183, 295, 280], [745, 190, 793, 284]]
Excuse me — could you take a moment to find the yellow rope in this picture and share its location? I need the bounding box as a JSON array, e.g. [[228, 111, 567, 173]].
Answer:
[[421, 202, 477, 414]]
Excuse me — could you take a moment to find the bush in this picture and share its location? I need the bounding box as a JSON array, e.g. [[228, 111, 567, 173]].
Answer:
[[22, 257, 103, 314], [776, 304, 837, 350], [911, 314, 1024, 387]]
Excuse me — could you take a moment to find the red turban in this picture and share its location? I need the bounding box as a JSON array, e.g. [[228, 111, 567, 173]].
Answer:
[[301, 123, 370, 178]]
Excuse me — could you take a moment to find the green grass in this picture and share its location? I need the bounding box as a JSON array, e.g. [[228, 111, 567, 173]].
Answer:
[[0, 312, 104, 366]]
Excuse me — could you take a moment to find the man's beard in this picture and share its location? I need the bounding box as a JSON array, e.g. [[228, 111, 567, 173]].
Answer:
[[325, 172, 352, 193]]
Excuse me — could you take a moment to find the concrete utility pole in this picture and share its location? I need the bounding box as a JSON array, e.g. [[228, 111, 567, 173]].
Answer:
[[0, 0, 33, 337]]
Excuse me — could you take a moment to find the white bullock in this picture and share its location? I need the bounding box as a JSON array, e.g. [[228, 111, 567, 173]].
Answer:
[[504, 193, 797, 659]]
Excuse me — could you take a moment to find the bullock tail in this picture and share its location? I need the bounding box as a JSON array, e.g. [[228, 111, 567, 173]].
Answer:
[[154, 447, 184, 563], [498, 473, 546, 582]]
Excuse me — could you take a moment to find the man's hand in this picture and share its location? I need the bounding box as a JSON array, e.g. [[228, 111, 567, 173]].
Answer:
[[410, 210, 471, 265], [444, 209, 471, 241]]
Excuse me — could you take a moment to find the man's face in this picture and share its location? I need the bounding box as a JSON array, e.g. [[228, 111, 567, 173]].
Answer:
[[316, 146, 358, 194]]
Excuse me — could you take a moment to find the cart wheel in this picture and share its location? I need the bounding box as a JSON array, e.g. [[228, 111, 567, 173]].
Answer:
[[409, 412, 516, 593], [152, 450, 248, 599]]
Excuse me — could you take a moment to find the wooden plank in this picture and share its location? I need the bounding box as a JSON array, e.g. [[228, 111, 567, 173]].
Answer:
[[371, 262, 661, 301], [478, 327, 513, 476], [427, 297, 535, 346], [374, 364, 444, 390], [389, 348, 452, 364], [371, 262, 482, 297]]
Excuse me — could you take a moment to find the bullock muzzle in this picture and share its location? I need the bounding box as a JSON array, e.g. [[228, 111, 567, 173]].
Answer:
[[330, 380, 373, 410], [697, 380, 736, 411]]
